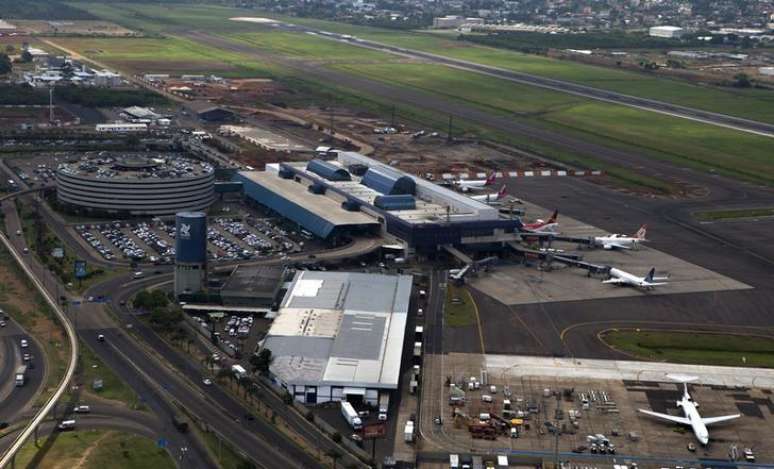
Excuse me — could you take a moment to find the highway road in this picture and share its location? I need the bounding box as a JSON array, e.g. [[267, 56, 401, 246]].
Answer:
[[0, 323, 46, 424], [284, 24, 774, 138]]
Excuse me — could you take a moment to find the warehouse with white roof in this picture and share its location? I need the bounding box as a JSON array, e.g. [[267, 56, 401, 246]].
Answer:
[[263, 270, 412, 405]]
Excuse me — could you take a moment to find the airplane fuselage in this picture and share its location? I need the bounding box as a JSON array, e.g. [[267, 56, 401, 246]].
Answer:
[[679, 398, 710, 445]]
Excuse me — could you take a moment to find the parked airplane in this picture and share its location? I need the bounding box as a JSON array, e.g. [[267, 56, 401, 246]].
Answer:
[[469, 185, 508, 205], [639, 375, 740, 445], [602, 267, 668, 289], [523, 210, 559, 233], [593, 225, 648, 250], [453, 172, 496, 192]]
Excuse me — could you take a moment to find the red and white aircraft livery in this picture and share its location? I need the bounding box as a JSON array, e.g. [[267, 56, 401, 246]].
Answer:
[[453, 172, 496, 192], [523, 209, 559, 233]]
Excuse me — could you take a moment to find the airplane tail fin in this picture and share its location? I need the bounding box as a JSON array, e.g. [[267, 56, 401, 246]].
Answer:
[[486, 172, 497, 185], [547, 209, 558, 224], [635, 224, 648, 240], [497, 185, 507, 199], [644, 267, 656, 283], [667, 374, 698, 398]]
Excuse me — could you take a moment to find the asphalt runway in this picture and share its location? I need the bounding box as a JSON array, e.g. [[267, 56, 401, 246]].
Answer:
[[457, 175, 774, 359]]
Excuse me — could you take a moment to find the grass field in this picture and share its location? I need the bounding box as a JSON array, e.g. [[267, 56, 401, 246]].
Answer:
[[694, 207, 774, 221], [333, 62, 774, 185], [51, 36, 278, 77], [602, 330, 774, 368], [79, 341, 142, 407], [259, 14, 774, 124], [445, 285, 476, 327], [68, 2, 774, 123], [227, 31, 394, 63], [15, 430, 174, 469]]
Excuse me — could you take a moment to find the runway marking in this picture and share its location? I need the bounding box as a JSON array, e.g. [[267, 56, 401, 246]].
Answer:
[[466, 287, 486, 354], [560, 319, 774, 341]]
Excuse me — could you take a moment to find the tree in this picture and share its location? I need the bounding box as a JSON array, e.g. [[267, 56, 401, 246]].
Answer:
[[250, 348, 272, 375], [0, 54, 11, 75], [325, 449, 342, 469], [733, 73, 752, 88]]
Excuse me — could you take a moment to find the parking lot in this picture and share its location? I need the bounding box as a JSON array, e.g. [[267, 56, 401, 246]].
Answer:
[[189, 311, 270, 360], [73, 214, 303, 264]]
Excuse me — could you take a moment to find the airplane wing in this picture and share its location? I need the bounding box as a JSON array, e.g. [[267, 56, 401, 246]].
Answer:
[[702, 414, 741, 426], [603, 242, 632, 250], [638, 409, 691, 425], [643, 282, 668, 287]]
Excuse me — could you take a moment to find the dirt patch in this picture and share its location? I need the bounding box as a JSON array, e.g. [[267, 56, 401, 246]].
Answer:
[[10, 20, 136, 36]]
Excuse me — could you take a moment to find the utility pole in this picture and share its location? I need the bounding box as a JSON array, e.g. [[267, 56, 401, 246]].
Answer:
[[49, 86, 54, 123]]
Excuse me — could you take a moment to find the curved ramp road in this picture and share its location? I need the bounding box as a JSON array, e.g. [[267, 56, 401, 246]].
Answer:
[[0, 231, 79, 468]]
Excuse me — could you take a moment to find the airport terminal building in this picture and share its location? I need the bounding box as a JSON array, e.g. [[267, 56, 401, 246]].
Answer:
[[233, 151, 522, 255], [263, 271, 411, 405]]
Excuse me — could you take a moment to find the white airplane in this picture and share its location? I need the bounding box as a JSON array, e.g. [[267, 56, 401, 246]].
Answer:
[[523, 209, 559, 233], [639, 375, 740, 445], [602, 267, 669, 289], [453, 172, 496, 192], [469, 185, 508, 205], [593, 225, 648, 250]]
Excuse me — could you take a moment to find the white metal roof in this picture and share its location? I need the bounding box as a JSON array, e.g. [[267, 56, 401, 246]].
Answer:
[[266, 271, 412, 389]]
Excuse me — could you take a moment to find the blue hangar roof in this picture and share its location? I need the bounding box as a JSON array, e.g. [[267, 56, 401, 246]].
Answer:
[[306, 159, 351, 182], [361, 166, 415, 195], [374, 194, 415, 211], [235, 171, 378, 239]]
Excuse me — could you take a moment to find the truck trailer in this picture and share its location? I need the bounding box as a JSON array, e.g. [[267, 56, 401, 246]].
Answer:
[[340, 401, 363, 430]]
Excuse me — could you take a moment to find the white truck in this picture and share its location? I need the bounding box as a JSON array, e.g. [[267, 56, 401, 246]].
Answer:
[[340, 401, 362, 430], [404, 420, 415, 443], [378, 393, 390, 421], [231, 364, 247, 379], [14, 365, 27, 387]]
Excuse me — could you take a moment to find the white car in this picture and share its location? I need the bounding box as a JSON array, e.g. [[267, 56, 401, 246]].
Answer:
[[20, 339, 28, 348], [202, 378, 213, 386]]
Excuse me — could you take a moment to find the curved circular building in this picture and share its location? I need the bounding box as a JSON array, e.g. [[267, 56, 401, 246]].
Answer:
[[56, 154, 215, 217]]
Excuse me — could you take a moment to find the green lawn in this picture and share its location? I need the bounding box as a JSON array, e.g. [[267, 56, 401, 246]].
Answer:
[[51, 36, 278, 77], [15, 430, 174, 469], [445, 285, 476, 327], [225, 31, 394, 62], [602, 330, 774, 368], [79, 341, 143, 408], [694, 207, 774, 221], [332, 62, 774, 185], [254, 14, 774, 124], [201, 430, 253, 469]]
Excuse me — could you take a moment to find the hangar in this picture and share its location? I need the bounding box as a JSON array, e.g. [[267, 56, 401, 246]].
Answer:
[[262, 271, 411, 405]]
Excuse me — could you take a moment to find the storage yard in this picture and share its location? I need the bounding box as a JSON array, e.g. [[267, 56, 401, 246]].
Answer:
[[421, 352, 774, 464]]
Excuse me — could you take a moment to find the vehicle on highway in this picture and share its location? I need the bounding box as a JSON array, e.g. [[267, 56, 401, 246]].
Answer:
[[638, 374, 740, 445], [15, 230, 21, 236], [20, 339, 28, 348], [172, 414, 189, 433], [97, 334, 105, 342], [22, 353, 31, 362], [14, 365, 26, 387], [202, 378, 213, 386], [133, 271, 144, 279], [603, 267, 669, 290], [56, 420, 76, 431], [0, 320, 5, 327], [74, 405, 91, 413]]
